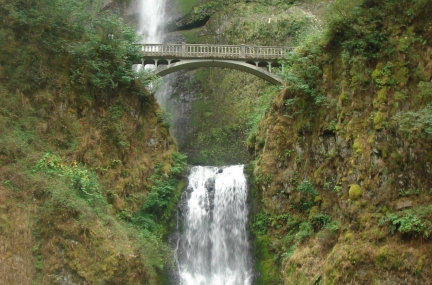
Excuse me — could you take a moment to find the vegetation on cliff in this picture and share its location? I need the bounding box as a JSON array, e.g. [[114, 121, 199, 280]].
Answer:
[[0, 0, 186, 284], [247, 0, 432, 284]]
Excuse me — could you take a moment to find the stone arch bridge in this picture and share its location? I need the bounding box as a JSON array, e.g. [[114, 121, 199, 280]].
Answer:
[[137, 43, 293, 85]]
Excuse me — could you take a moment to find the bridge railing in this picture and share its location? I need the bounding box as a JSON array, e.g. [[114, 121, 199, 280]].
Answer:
[[138, 43, 293, 60]]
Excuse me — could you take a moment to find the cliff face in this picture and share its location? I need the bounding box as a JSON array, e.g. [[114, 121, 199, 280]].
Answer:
[[0, 1, 185, 284], [248, 1, 432, 284]]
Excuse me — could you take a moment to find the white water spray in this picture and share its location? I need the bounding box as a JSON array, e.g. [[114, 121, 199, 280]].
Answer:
[[137, 0, 167, 43], [177, 166, 253, 285]]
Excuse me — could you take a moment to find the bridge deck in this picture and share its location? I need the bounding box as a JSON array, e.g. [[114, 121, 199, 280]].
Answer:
[[138, 43, 293, 61]]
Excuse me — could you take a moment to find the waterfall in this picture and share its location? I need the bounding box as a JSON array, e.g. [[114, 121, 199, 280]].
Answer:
[[177, 165, 253, 285], [135, 0, 185, 139], [137, 0, 167, 43], [135, 0, 169, 93]]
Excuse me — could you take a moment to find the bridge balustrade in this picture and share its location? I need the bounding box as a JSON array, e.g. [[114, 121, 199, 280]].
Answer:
[[139, 43, 293, 60]]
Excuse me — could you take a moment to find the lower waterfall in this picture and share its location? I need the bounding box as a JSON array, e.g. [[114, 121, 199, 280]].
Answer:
[[176, 165, 253, 285]]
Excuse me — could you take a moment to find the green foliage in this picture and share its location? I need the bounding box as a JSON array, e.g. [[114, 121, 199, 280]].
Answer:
[[398, 188, 419, 197], [188, 123, 246, 165], [327, 120, 337, 132], [35, 153, 103, 205], [327, 0, 387, 60], [252, 212, 270, 235], [133, 67, 161, 95], [107, 102, 125, 121], [132, 152, 187, 233], [215, 0, 321, 47], [295, 221, 314, 243], [279, 48, 326, 109], [417, 81, 432, 98], [33, 241, 43, 270], [0, 0, 145, 98], [372, 62, 398, 88], [33, 150, 177, 277], [146, 179, 177, 214], [393, 104, 432, 140], [170, 151, 188, 176], [310, 213, 332, 230], [252, 210, 338, 263], [247, 86, 277, 140], [255, 173, 273, 186], [156, 108, 173, 128], [323, 220, 341, 233], [379, 206, 432, 238], [295, 180, 319, 210]]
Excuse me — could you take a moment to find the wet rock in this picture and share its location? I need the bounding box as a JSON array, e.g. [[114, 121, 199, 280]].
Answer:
[[395, 200, 413, 210], [205, 177, 215, 192]]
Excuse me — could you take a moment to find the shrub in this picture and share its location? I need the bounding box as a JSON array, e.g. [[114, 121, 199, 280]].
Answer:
[[379, 206, 432, 238], [393, 104, 432, 140], [295, 180, 319, 211], [253, 213, 270, 235]]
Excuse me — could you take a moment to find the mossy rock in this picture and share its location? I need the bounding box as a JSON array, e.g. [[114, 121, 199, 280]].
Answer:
[[373, 88, 387, 107], [373, 111, 386, 130], [349, 184, 362, 200]]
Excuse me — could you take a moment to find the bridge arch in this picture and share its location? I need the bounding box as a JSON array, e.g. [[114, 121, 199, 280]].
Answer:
[[153, 59, 284, 85]]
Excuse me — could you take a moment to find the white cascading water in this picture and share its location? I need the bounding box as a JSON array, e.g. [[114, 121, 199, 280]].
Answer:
[[136, 0, 176, 97], [177, 166, 253, 285], [137, 0, 167, 43]]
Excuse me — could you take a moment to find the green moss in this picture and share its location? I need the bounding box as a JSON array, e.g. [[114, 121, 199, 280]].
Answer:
[[395, 67, 409, 87], [373, 88, 387, 108], [352, 140, 364, 154], [375, 246, 402, 270], [371, 68, 381, 80], [349, 184, 362, 200], [344, 232, 355, 242], [339, 92, 348, 101], [284, 265, 310, 285], [254, 235, 280, 284], [373, 111, 386, 130], [308, 206, 320, 220]]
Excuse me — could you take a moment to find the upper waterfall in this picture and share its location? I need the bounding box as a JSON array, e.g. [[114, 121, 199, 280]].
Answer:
[[137, 0, 167, 43]]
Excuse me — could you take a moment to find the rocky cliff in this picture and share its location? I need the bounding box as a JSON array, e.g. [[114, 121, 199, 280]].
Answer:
[[247, 0, 432, 284], [0, 0, 185, 283]]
